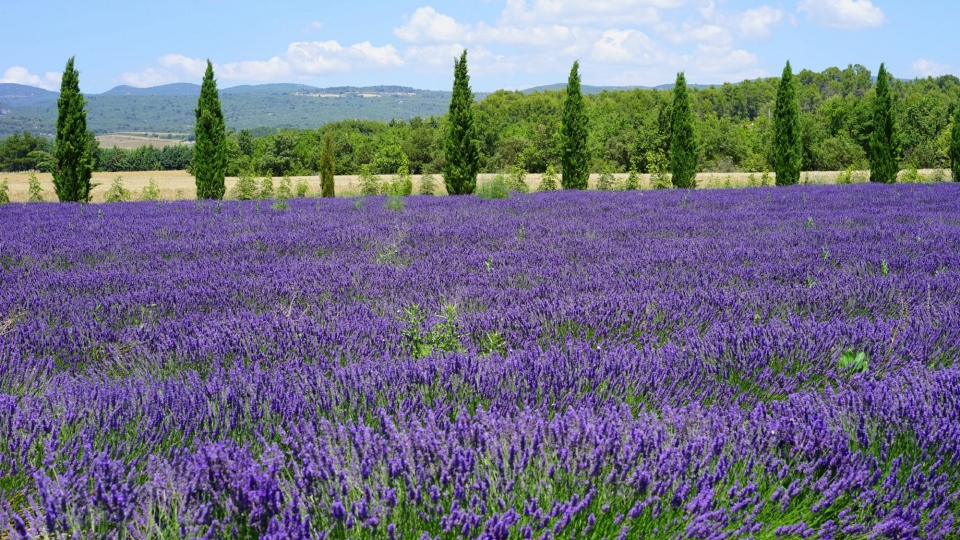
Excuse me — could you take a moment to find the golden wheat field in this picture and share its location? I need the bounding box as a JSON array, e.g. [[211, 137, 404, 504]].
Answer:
[[0, 169, 950, 203]]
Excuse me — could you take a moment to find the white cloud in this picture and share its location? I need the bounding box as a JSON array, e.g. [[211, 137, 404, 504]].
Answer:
[[591, 29, 657, 63], [395, 7, 470, 43], [119, 68, 178, 87], [913, 58, 954, 78], [219, 57, 292, 81], [0, 66, 62, 90], [797, 0, 885, 29], [158, 54, 208, 78], [117, 39, 403, 87], [302, 21, 324, 32], [737, 6, 783, 39], [500, 0, 670, 25], [287, 41, 402, 74]]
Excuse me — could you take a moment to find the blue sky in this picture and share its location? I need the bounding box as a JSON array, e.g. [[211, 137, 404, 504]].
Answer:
[[2, 0, 958, 93]]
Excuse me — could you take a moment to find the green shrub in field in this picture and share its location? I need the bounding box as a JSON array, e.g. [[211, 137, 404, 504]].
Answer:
[[837, 167, 854, 185], [386, 157, 413, 197], [509, 159, 529, 193], [648, 150, 672, 190], [419, 173, 437, 195], [104, 176, 132, 203], [358, 165, 382, 196], [0, 178, 9, 204], [476, 174, 510, 199], [930, 168, 947, 182], [295, 178, 310, 198], [538, 164, 559, 191], [899, 164, 931, 184], [623, 168, 639, 190], [277, 175, 294, 199], [259, 175, 274, 199], [230, 174, 259, 200], [141, 178, 161, 201], [596, 170, 616, 191], [270, 199, 289, 211], [27, 172, 44, 202]]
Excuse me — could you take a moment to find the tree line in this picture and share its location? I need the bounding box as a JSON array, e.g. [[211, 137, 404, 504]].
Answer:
[[18, 55, 960, 200]]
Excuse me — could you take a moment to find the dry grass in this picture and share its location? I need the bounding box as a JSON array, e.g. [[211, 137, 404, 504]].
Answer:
[[0, 169, 950, 203], [96, 133, 187, 149]]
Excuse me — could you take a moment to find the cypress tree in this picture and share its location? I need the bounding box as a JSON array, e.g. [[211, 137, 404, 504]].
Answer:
[[320, 131, 335, 197], [194, 60, 227, 199], [773, 61, 802, 186], [950, 103, 960, 182], [669, 72, 698, 188], [52, 57, 93, 202], [869, 63, 900, 184], [561, 61, 589, 190], [443, 50, 479, 195]]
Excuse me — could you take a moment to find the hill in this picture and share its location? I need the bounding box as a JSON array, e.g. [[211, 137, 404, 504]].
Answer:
[[0, 84, 464, 138], [522, 82, 719, 94], [0, 84, 59, 108], [100, 83, 201, 96]]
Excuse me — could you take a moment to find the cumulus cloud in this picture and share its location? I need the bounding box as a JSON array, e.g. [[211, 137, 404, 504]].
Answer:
[[287, 41, 402, 74], [119, 68, 179, 87], [591, 30, 657, 63], [737, 6, 783, 39], [797, 0, 885, 29], [218, 57, 292, 81], [158, 54, 208, 78], [395, 7, 470, 43], [117, 39, 402, 87], [913, 58, 954, 78], [500, 0, 668, 25], [0, 66, 62, 90]]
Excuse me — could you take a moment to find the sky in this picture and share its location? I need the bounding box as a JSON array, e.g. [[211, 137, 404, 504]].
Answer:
[[1, 0, 958, 93]]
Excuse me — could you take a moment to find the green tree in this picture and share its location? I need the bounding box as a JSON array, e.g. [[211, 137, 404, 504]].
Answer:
[[869, 63, 900, 183], [773, 61, 802, 186], [443, 50, 480, 195], [193, 60, 227, 199], [52, 57, 94, 202], [669, 72, 698, 188], [320, 131, 335, 197], [951, 103, 960, 182], [561, 61, 589, 189]]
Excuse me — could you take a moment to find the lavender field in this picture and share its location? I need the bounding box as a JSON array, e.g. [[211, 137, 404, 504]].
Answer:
[[1, 185, 959, 539]]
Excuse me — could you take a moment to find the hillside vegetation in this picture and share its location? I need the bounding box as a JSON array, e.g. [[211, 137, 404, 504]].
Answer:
[[2, 65, 958, 177]]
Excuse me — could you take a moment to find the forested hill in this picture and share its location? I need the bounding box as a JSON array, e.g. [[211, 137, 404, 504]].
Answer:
[[0, 83, 467, 138]]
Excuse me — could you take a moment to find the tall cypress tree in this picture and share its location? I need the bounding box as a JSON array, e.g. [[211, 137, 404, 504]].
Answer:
[[773, 61, 802, 186], [53, 57, 93, 202], [320, 131, 335, 197], [194, 60, 227, 199], [950, 103, 960, 182], [869, 63, 900, 184], [443, 50, 479, 195], [561, 61, 589, 190], [669, 72, 698, 188]]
